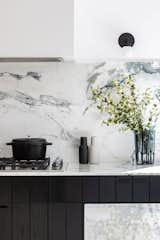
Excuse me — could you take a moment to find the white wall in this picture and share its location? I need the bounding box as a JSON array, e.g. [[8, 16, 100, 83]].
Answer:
[[75, 0, 160, 61], [0, 0, 74, 58]]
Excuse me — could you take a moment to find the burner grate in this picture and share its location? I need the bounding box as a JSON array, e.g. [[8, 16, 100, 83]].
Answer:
[[0, 158, 50, 170]]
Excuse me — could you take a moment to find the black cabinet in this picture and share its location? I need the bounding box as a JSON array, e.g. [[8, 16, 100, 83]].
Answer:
[[0, 178, 11, 203], [0, 204, 11, 240], [116, 177, 132, 202], [13, 202, 48, 240], [100, 177, 116, 202], [12, 178, 30, 203], [54, 177, 82, 203], [31, 202, 48, 240], [150, 176, 160, 202], [133, 176, 149, 202], [0, 175, 160, 240], [0, 178, 11, 240], [12, 177, 48, 240], [66, 204, 83, 240], [13, 204, 30, 240], [49, 203, 66, 240], [30, 179, 48, 202], [83, 177, 99, 203], [49, 203, 83, 240], [30, 178, 48, 240]]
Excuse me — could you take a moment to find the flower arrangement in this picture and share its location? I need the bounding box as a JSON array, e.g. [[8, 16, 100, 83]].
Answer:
[[91, 74, 160, 132]]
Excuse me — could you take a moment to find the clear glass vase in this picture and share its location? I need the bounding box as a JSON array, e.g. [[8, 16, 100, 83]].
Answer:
[[134, 129, 155, 165]]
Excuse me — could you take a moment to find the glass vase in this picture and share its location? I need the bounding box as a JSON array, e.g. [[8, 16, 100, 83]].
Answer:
[[134, 129, 155, 165]]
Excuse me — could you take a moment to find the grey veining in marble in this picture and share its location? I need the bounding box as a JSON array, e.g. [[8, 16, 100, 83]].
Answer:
[[85, 204, 160, 240], [0, 61, 159, 163], [87, 72, 102, 92], [126, 62, 160, 74], [0, 90, 72, 109], [0, 91, 9, 100], [15, 91, 40, 106], [40, 95, 72, 109], [87, 61, 160, 94], [0, 71, 41, 80]]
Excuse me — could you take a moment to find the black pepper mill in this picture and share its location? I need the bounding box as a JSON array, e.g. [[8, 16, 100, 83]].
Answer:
[[79, 137, 88, 164]]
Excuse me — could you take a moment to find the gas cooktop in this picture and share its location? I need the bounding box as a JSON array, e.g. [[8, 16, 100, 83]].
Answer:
[[0, 157, 50, 170]]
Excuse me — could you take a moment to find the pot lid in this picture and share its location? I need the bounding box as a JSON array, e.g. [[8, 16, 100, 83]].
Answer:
[[12, 138, 47, 142]]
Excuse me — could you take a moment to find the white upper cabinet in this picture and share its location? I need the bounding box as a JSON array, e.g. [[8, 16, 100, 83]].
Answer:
[[1, 0, 160, 60], [0, 0, 74, 58], [74, 0, 160, 61]]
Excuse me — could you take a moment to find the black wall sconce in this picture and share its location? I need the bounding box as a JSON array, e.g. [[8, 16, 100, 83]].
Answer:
[[118, 33, 135, 47]]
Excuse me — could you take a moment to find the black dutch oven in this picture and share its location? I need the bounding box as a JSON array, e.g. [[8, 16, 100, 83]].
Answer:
[[6, 138, 52, 160]]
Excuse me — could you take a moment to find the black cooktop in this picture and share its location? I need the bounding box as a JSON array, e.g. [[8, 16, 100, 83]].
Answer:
[[0, 157, 50, 170]]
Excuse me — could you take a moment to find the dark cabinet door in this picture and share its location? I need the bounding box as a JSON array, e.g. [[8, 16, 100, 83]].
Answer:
[[30, 179, 48, 202], [13, 204, 30, 240], [133, 176, 149, 202], [0, 204, 11, 240], [55, 177, 82, 203], [12, 177, 48, 240], [49, 203, 83, 240], [150, 176, 160, 202], [30, 178, 48, 240], [31, 202, 48, 240], [12, 179, 30, 240], [12, 178, 30, 204], [100, 177, 116, 202], [116, 177, 132, 202], [66, 204, 83, 240], [83, 177, 99, 203], [49, 203, 66, 240], [0, 179, 11, 240], [0, 178, 11, 203]]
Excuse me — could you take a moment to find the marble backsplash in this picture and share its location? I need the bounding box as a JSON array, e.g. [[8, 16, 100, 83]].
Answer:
[[0, 61, 160, 163]]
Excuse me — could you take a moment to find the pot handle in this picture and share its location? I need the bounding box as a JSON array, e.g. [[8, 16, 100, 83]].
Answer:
[[6, 142, 12, 145], [46, 142, 52, 145]]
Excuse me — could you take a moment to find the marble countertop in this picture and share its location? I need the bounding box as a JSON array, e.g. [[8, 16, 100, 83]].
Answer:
[[0, 161, 160, 176]]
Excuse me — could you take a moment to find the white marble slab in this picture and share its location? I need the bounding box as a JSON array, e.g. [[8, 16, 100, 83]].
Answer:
[[85, 204, 160, 240], [0, 61, 160, 166], [0, 162, 160, 176]]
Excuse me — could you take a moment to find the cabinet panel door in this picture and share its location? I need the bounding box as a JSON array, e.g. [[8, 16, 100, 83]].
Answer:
[[0, 204, 11, 240], [30, 180, 48, 202], [13, 204, 30, 240], [12, 178, 30, 203], [150, 176, 160, 202], [66, 204, 83, 240], [30, 179, 48, 240], [0, 178, 11, 203], [0, 0, 73, 57], [55, 177, 82, 202], [49, 203, 66, 240], [83, 177, 99, 203], [100, 177, 116, 202], [116, 177, 132, 202], [50, 178, 56, 202], [31, 203, 48, 240], [133, 176, 149, 202]]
